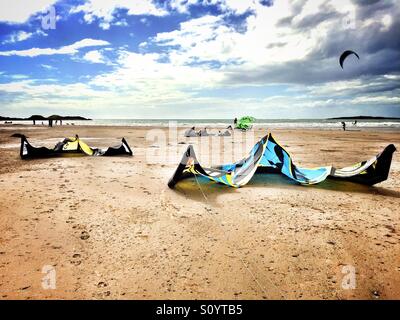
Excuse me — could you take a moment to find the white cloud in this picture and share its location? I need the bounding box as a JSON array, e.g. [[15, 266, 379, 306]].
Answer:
[[6, 74, 29, 80], [219, 0, 258, 14], [154, 15, 241, 65], [3, 31, 33, 44], [41, 64, 57, 70], [0, 39, 110, 57], [168, 0, 258, 15], [114, 18, 128, 27], [151, 1, 321, 68], [90, 50, 223, 99], [140, 17, 150, 26], [2, 30, 48, 44], [351, 96, 400, 105], [82, 50, 107, 64], [168, 0, 203, 13], [71, 0, 167, 29], [0, 49, 223, 115], [0, 0, 58, 24]]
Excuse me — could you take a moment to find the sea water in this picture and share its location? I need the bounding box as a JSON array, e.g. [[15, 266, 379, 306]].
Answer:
[[69, 118, 400, 129], [2, 118, 400, 129]]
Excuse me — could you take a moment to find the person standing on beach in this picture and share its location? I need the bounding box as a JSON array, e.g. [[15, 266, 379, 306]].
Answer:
[[341, 121, 346, 131]]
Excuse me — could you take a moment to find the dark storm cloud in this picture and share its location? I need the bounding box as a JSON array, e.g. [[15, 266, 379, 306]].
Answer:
[[224, 50, 399, 86], [311, 17, 400, 60], [310, 75, 400, 98], [353, 0, 394, 20], [295, 9, 340, 29], [225, 49, 400, 99], [359, 81, 400, 95], [351, 0, 380, 6], [277, 1, 340, 30], [276, 0, 307, 27], [295, 2, 342, 29], [276, 16, 293, 27]]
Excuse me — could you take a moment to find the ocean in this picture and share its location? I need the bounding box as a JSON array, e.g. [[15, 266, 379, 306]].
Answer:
[[70, 118, 400, 129], [3, 118, 400, 129]]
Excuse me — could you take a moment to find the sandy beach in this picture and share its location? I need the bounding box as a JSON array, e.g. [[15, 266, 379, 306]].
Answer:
[[0, 124, 399, 300]]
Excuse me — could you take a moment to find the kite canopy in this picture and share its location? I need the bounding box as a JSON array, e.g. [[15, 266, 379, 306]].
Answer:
[[236, 116, 255, 130], [168, 132, 395, 189], [14, 134, 133, 159], [339, 50, 360, 69]]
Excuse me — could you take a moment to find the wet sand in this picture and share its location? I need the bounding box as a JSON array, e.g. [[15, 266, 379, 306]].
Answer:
[[0, 124, 399, 299]]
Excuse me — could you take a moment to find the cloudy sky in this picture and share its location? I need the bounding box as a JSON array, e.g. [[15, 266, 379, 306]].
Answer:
[[0, 0, 399, 119]]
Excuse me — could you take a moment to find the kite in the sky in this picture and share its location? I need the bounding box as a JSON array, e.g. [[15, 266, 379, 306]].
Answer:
[[168, 132, 395, 189], [12, 134, 133, 159], [339, 50, 360, 69]]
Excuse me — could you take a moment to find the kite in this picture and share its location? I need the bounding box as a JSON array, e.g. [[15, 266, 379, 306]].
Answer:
[[12, 134, 133, 159], [236, 116, 255, 131], [168, 132, 395, 188], [339, 50, 360, 69]]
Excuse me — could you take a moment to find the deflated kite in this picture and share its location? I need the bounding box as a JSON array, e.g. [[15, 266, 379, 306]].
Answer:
[[236, 116, 255, 131], [13, 134, 133, 159], [168, 132, 395, 188]]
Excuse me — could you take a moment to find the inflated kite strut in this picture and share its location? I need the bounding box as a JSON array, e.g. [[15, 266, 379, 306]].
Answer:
[[168, 132, 396, 188], [13, 134, 133, 159]]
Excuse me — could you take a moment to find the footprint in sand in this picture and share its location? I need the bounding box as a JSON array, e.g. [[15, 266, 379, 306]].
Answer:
[[71, 253, 82, 266], [80, 231, 90, 240]]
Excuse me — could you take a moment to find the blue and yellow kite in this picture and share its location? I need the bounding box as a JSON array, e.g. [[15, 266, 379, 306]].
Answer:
[[168, 133, 396, 188]]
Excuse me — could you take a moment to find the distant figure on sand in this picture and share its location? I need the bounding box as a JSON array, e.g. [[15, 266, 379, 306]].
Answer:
[[184, 126, 197, 137], [341, 122, 346, 131], [198, 128, 209, 136], [234, 118, 237, 127], [218, 130, 231, 136]]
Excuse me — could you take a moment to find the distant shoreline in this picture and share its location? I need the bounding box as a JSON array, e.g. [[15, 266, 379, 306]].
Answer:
[[0, 116, 91, 121], [328, 116, 400, 120]]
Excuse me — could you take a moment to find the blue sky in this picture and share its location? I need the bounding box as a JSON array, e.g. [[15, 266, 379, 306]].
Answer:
[[0, 0, 399, 119]]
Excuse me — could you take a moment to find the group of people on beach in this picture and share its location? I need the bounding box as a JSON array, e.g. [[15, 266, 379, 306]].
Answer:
[[184, 118, 240, 137], [341, 120, 357, 131], [184, 126, 232, 137]]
